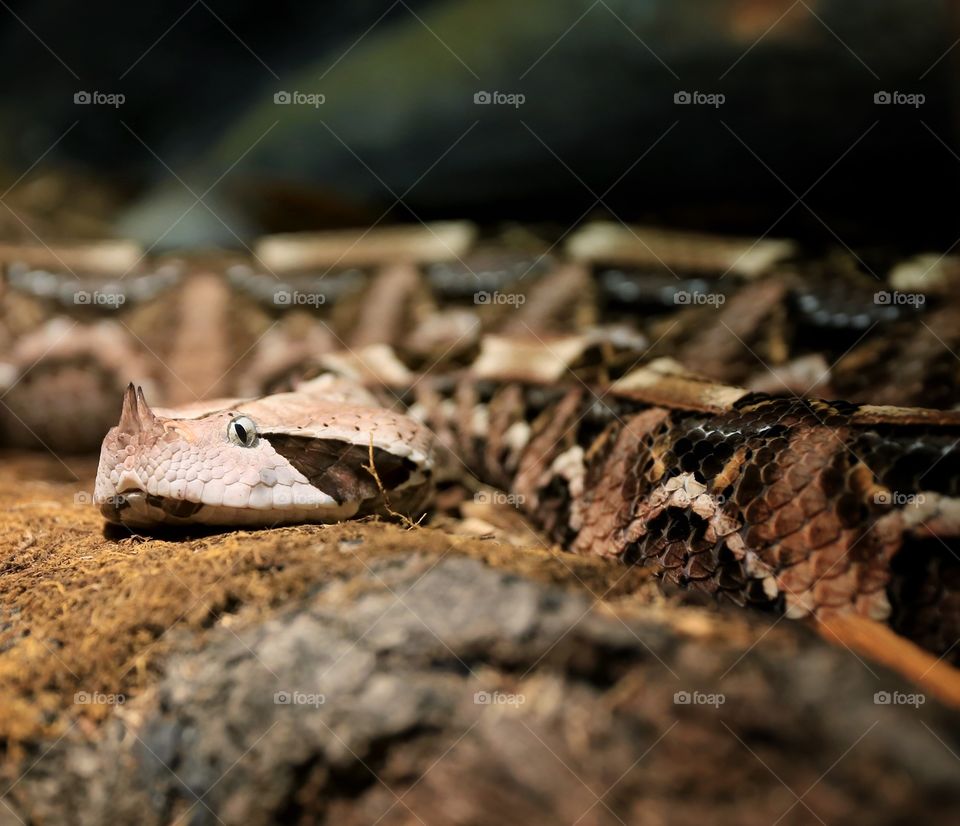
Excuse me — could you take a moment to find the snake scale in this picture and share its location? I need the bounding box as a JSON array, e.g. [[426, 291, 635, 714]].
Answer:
[[2, 222, 959, 661]]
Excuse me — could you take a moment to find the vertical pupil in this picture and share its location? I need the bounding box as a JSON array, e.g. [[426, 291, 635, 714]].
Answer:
[[235, 423, 247, 443]]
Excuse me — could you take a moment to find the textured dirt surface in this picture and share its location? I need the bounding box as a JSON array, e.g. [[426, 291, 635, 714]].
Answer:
[[2, 451, 960, 825], [0, 451, 656, 750]]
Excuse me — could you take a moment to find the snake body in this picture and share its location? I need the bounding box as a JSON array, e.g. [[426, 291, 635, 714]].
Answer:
[[5, 224, 960, 660], [412, 343, 960, 659]]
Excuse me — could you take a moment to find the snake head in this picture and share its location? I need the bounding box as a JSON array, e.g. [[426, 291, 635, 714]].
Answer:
[[93, 382, 433, 529], [93, 384, 352, 528]]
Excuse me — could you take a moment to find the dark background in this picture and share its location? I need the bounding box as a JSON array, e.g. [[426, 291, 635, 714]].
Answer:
[[0, 0, 958, 249]]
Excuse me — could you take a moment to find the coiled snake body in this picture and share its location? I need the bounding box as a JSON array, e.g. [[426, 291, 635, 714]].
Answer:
[[4, 224, 960, 661]]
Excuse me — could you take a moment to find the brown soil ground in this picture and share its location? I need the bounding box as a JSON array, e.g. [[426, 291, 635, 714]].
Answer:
[[6, 451, 960, 825], [0, 451, 659, 765]]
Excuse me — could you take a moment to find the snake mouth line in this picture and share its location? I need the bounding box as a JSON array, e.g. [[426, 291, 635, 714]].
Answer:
[[101, 490, 205, 520]]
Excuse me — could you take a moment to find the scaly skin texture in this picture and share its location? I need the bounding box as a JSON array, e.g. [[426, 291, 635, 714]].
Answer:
[[19, 226, 958, 665], [94, 376, 435, 528], [8, 228, 960, 454], [410, 340, 960, 662]]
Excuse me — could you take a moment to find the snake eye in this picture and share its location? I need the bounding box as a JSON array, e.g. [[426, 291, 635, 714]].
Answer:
[[227, 415, 258, 447]]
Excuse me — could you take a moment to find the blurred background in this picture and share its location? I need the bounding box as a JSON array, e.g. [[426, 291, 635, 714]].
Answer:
[[1, 0, 958, 251]]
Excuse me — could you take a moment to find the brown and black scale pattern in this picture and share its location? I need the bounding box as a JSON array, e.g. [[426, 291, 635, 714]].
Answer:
[[417, 374, 960, 662]]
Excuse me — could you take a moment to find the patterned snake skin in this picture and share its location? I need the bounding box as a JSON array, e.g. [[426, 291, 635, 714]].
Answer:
[[2, 223, 959, 662], [408, 347, 960, 661]]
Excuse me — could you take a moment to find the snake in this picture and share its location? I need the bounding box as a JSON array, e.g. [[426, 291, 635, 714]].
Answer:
[[87, 331, 960, 662], [94, 376, 434, 528], [4, 223, 960, 662]]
